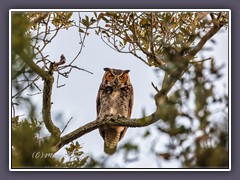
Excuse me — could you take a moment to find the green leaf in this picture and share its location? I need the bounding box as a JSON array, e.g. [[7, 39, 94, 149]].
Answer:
[[90, 17, 97, 25], [78, 28, 84, 33], [97, 12, 104, 21], [85, 15, 89, 23], [94, 12, 97, 18], [101, 16, 109, 23], [180, 27, 189, 35], [78, 156, 89, 167], [66, 12, 73, 20], [82, 18, 89, 27]]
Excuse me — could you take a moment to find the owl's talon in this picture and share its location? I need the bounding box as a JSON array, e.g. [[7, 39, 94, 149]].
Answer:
[[117, 115, 125, 119], [105, 114, 113, 118], [96, 118, 101, 121]]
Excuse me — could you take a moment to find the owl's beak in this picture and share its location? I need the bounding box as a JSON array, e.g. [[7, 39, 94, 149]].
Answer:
[[114, 79, 119, 86]]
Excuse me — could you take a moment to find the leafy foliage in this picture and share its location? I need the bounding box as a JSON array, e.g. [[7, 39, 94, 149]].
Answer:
[[88, 12, 228, 67], [12, 117, 88, 168]]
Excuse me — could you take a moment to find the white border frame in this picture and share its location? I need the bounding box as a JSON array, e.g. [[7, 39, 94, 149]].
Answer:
[[9, 9, 231, 171]]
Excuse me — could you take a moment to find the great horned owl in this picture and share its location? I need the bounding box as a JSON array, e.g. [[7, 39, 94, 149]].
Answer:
[[96, 67, 134, 155]]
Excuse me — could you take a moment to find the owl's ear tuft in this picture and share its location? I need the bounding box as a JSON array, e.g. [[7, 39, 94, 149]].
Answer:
[[104, 67, 110, 72], [124, 70, 130, 73]]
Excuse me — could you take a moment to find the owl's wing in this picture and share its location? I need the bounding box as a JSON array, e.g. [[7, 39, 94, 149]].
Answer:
[[97, 85, 105, 139], [119, 84, 134, 141], [127, 84, 134, 118], [96, 85, 102, 116], [119, 127, 127, 141]]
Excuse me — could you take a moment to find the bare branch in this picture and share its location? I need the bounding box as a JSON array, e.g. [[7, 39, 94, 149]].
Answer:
[[56, 112, 160, 150], [131, 16, 151, 57], [18, 51, 49, 80], [42, 75, 61, 139], [151, 82, 160, 93], [61, 117, 73, 134], [187, 18, 226, 59], [58, 65, 93, 75], [12, 76, 40, 98], [12, 64, 27, 80], [69, 13, 88, 66], [42, 55, 68, 139], [190, 57, 212, 64], [27, 92, 42, 96], [56, 73, 65, 88]]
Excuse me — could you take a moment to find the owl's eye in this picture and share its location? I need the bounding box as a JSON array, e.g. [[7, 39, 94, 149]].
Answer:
[[106, 72, 115, 80], [119, 74, 128, 82]]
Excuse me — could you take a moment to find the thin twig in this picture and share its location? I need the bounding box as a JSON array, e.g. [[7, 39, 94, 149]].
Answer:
[[58, 65, 93, 75], [131, 15, 151, 57], [12, 102, 19, 117], [57, 73, 66, 88], [12, 76, 40, 98], [151, 82, 160, 93], [69, 13, 88, 66], [187, 25, 221, 59], [61, 117, 73, 134], [27, 92, 43, 96], [189, 57, 212, 64]]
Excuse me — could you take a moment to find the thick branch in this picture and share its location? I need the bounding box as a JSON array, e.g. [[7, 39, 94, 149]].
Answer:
[[161, 18, 225, 95], [56, 112, 160, 150], [18, 51, 49, 80], [19, 51, 62, 139], [42, 55, 68, 139], [187, 24, 221, 59], [42, 76, 61, 139]]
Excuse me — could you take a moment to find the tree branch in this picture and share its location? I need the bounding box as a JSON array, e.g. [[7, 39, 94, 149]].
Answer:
[[42, 75, 61, 139], [187, 24, 221, 59], [18, 51, 49, 80], [12, 76, 40, 98], [56, 112, 160, 150], [42, 55, 69, 139], [159, 15, 226, 96], [18, 51, 62, 139], [149, 12, 165, 67]]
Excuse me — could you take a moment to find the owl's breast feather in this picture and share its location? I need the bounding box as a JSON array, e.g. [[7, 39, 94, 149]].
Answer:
[[111, 90, 120, 100], [99, 88, 129, 118]]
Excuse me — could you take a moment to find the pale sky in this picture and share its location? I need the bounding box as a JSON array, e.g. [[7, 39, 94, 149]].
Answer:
[[13, 11, 229, 168]]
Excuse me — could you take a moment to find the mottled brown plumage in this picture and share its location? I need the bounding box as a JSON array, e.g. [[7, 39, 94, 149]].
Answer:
[[96, 67, 134, 155]]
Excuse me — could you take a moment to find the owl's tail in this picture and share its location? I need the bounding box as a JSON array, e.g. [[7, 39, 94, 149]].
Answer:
[[104, 128, 120, 155], [104, 143, 117, 155]]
